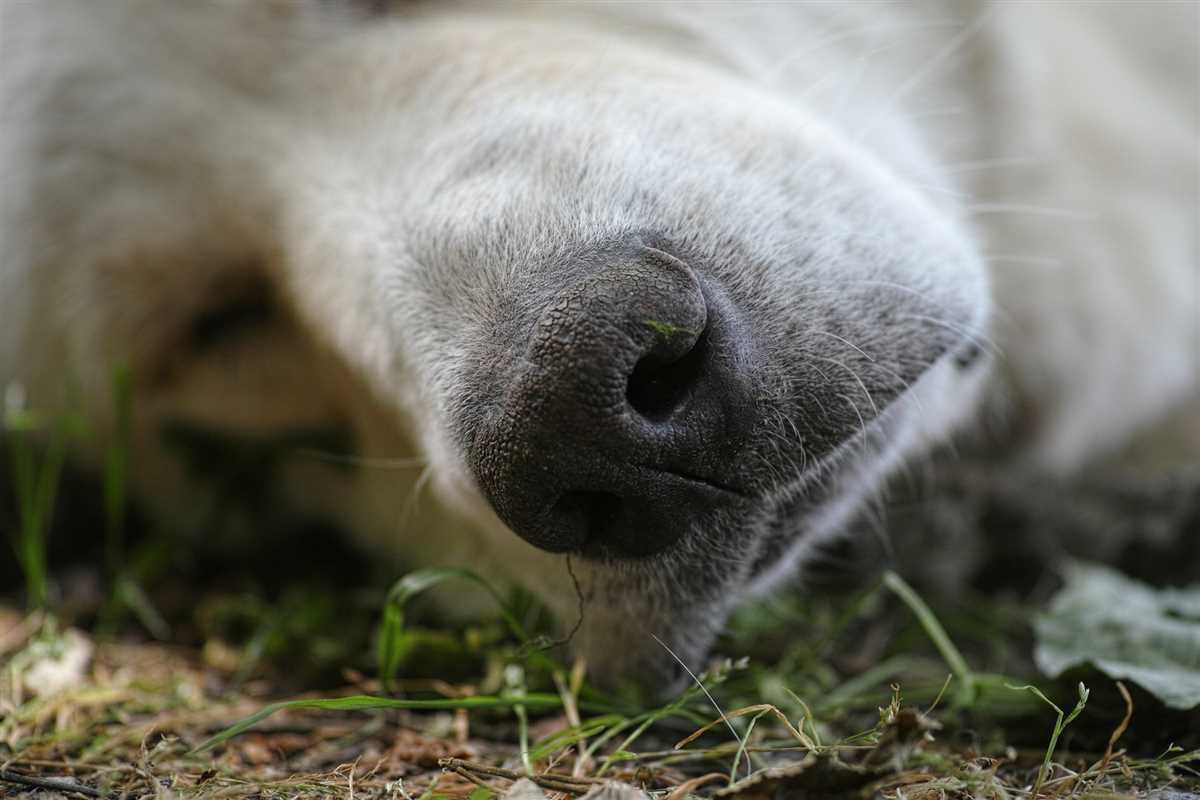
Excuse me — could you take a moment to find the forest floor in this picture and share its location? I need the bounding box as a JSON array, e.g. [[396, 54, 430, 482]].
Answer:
[[3, 542, 1198, 800]]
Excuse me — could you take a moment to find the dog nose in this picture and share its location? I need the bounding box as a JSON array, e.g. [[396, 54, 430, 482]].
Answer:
[[468, 242, 754, 558]]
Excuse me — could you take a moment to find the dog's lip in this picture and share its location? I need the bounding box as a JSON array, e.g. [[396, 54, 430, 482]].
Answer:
[[631, 462, 751, 499], [566, 464, 753, 562]]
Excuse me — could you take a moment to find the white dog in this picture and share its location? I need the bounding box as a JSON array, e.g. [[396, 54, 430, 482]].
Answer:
[[2, 1, 1196, 687]]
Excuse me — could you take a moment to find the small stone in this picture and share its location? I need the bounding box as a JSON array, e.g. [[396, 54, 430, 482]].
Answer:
[[504, 778, 547, 800], [579, 782, 652, 800], [22, 628, 94, 697]]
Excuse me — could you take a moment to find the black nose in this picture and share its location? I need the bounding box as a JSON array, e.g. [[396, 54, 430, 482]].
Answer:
[[467, 242, 754, 558]]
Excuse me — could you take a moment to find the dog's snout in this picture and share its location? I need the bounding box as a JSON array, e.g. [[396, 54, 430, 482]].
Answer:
[[468, 243, 754, 559]]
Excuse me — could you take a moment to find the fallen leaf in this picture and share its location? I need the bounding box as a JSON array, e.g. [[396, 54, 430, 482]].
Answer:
[[1035, 562, 1200, 710]]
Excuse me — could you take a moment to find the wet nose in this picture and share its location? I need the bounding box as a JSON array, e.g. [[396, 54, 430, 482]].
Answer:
[[468, 242, 754, 558]]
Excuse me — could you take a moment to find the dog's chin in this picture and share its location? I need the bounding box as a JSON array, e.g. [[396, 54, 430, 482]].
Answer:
[[568, 484, 873, 693], [560, 510, 776, 696], [568, 595, 728, 699]]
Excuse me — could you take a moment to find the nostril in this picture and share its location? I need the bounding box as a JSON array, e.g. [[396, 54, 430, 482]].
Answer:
[[626, 327, 710, 422], [551, 489, 623, 545], [954, 342, 983, 369]]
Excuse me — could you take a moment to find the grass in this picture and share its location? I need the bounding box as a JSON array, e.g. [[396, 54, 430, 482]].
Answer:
[[2, 388, 1199, 798], [195, 693, 569, 754], [881, 571, 976, 706], [4, 391, 84, 609], [643, 320, 699, 340], [378, 568, 536, 694], [3, 580, 1198, 798], [1006, 681, 1090, 796]]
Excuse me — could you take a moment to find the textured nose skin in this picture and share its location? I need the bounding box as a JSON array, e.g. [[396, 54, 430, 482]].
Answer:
[[468, 242, 755, 558]]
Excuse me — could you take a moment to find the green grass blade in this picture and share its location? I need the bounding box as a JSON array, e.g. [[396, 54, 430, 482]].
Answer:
[[729, 709, 768, 785], [104, 362, 132, 576], [528, 715, 623, 762], [883, 571, 976, 704], [194, 692, 564, 753], [6, 409, 79, 609], [1006, 681, 1089, 795], [377, 567, 530, 691]]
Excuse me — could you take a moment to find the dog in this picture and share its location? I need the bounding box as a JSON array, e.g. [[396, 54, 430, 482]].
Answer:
[[2, 0, 1196, 689]]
